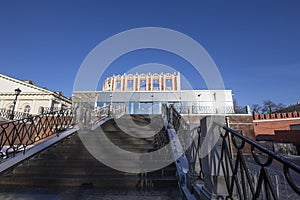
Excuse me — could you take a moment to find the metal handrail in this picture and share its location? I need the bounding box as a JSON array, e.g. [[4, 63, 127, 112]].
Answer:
[[167, 104, 300, 199], [0, 108, 32, 121], [91, 105, 110, 124], [39, 107, 62, 114], [0, 109, 74, 162], [222, 126, 300, 198]]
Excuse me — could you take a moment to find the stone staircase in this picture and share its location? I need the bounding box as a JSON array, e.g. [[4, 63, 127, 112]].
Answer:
[[0, 115, 178, 192]]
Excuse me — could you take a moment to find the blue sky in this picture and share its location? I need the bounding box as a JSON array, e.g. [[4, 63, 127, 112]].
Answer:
[[0, 0, 299, 107]]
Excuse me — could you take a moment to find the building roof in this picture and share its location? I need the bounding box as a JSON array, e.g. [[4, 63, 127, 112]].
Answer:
[[0, 73, 71, 103]]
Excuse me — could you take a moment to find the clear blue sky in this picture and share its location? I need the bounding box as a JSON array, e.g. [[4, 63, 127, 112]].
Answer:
[[0, 0, 299, 107]]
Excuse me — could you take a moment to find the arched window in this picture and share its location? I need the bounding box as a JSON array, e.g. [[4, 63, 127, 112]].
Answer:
[[127, 80, 133, 90], [153, 80, 159, 90], [140, 80, 146, 90], [23, 105, 31, 114], [166, 79, 172, 90]]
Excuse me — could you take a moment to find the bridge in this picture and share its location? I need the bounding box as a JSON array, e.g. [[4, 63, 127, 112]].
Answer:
[[0, 99, 300, 199]]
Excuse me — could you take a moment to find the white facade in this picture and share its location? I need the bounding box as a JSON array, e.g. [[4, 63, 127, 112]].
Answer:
[[0, 73, 72, 116], [93, 90, 234, 114], [102, 72, 181, 91], [74, 71, 235, 115]]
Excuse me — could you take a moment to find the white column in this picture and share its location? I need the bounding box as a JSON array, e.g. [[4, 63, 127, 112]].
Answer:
[[159, 74, 162, 91], [137, 74, 140, 91], [133, 75, 136, 91], [113, 76, 116, 91], [102, 81, 105, 91], [172, 73, 175, 90], [48, 98, 53, 107], [163, 74, 166, 91], [177, 72, 181, 90], [146, 74, 149, 91], [124, 75, 128, 91], [121, 75, 124, 91], [150, 74, 153, 91], [31, 99, 36, 115]]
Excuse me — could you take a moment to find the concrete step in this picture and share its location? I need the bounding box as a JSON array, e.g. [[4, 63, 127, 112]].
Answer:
[[0, 174, 177, 188], [0, 115, 177, 190], [24, 159, 174, 170]]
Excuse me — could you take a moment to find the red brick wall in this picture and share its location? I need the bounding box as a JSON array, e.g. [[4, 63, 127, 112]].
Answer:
[[253, 118, 300, 136]]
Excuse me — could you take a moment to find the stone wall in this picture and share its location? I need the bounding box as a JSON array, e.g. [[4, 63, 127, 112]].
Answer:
[[183, 115, 254, 140], [183, 114, 255, 151], [183, 115, 254, 153]]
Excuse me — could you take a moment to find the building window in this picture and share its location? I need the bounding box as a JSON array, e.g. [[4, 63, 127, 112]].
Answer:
[[140, 80, 146, 90], [166, 79, 172, 90], [23, 105, 31, 114], [127, 80, 133, 90], [153, 80, 159, 90], [116, 81, 121, 90]]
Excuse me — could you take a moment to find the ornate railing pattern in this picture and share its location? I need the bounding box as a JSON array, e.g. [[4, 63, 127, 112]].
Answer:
[[0, 108, 31, 121], [167, 105, 300, 199], [39, 107, 62, 115], [173, 105, 237, 114], [168, 105, 191, 153], [111, 104, 126, 118], [0, 109, 74, 161], [168, 105, 189, 131], [91, 105, 110, 124], [166, 105, 204, 188], [153, 129, 170, 150], [220, 127, 300, 199]]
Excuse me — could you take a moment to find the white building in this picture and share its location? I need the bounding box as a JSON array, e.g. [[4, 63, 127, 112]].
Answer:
[[102, 72, 181, 91], [0, 73, 72, 117], [74, 72, 235, 115]]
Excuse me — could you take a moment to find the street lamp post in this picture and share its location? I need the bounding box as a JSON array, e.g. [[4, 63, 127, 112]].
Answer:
[[151, 93, 154, 114], [10, 88, 22, 120]]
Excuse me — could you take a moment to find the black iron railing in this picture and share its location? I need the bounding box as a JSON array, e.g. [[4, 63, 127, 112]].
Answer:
[[153, 129, 170, 150], [91, 105, 110, 125], [0, 109, 74, 161], [111, 104, 126, 118], [166, 104, 300, 199], [0, 108, 31, 121], [220, 126, 300, 199], [165, 105, 204, 189], [39, 107, 64, 115]]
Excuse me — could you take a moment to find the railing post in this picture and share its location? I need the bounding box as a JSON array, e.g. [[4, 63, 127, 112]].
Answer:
[[168, 105, 174, 129], [186, 127, 201, 193], [198, 116, 231, 199]]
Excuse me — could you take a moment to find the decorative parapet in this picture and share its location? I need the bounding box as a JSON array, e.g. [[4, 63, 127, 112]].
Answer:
[[102, 72, 181, 91], [253, 111, 300, 120]]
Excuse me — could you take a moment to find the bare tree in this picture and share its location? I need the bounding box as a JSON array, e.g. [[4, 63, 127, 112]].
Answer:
[[252, 104, 262, 113], [233, 99, 247, 114], [261, 100, 286, 113]]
